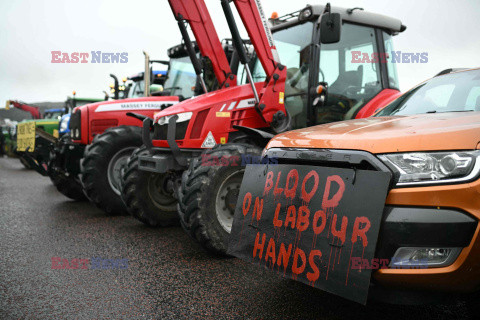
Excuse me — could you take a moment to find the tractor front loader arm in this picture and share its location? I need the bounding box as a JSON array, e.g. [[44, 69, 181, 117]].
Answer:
[[221, 0, 288, 133], [168, 0, 237, 90], [6, 100, 42, 119]]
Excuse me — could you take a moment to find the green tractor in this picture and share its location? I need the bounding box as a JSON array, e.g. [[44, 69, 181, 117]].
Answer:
[[13, 95, 103, 172], [0, 120, 17, 157]]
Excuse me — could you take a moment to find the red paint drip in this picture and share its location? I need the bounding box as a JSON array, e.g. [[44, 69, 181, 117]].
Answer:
[[326, 246, 333, 280], [345, 246, 354, 286]]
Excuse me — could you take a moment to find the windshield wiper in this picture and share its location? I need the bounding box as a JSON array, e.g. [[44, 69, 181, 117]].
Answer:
[[426, 109, 474, 114]]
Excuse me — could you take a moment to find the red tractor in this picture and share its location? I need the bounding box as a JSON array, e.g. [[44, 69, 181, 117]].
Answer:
[[123, 0, 406, 255], [54, 11, 243, 215]]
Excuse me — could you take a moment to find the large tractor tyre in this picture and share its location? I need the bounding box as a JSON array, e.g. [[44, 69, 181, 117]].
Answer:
[[121, 146, 179, 227], [81, 126, 142, 215], [178, 143, 262, 256], [49, 168, 86, 201], [48, 133, 86, 201]]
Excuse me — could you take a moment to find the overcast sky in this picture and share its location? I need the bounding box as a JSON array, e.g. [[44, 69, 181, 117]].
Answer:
[[1, 0, 479, 106]]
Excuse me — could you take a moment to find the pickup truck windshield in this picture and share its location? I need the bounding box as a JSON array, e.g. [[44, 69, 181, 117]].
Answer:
[[377, 69, 480, 116]]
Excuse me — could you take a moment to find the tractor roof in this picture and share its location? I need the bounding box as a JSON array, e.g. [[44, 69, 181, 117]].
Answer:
[[128, 70, 166, 82], [271, 5, 406, 35], [167, 41, 200, 59]]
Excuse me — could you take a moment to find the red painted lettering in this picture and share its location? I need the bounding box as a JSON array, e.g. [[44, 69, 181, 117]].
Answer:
[[312, 209, 327, 235], [274, 172, 284, 196], [252, 197, 263, 221], [351, 217, 371, 247], [242, 193, 252, 216], [331, 214, 348, 245], [273, 203, 283, 227], [322, 175, 345, 209], [263, 171, 274, 196], [265, 238, 276, 265], [292, 248, 306, 275], [277, 243, 292, 271], [284, 169, 298, 199], [306, 250, 322, 282], [284, 205, 296, 229], [296, 206, 310, 232], [253, 233, 266, 259], [301, 170, 319, 203]]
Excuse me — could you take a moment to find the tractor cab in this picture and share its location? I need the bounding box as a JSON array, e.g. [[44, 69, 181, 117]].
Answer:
[[43, 108, 65, 120], [125, 71, 166, 99], [249, 5, 405, 129], [125, 42, 203, 101]]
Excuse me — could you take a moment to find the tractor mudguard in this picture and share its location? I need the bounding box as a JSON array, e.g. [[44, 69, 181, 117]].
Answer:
[[232, 125, 274, 147]]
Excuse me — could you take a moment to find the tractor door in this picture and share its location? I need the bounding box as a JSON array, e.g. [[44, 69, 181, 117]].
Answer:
[[315, 23, 396, 124], [249, 21, 314, 129], [250, 21, 398, 129]]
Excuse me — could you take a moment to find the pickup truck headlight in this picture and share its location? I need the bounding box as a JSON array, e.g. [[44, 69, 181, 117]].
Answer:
[[157, 112, 192, 126], [379, 151, 480, 186]]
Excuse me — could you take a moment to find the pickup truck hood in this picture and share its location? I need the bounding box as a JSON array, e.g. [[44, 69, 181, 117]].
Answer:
[[267, 112, 480, 153]]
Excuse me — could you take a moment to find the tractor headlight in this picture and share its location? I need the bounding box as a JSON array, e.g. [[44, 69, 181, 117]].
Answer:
[[379, 150, 480, 186], [157, 112, 192, 126], [59, 115, 70, 132]]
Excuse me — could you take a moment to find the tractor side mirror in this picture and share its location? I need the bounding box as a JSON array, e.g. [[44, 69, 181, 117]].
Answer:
[[320, 13, 341, 44]]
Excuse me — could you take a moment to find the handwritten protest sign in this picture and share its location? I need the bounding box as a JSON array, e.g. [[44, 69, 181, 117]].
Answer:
[[228, 164, 391, 304]]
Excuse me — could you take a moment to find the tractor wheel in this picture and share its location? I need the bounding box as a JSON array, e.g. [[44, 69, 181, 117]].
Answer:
[[81, 126, 142, 215], [49, 168, 86, 201], [48, 133, 86, 201], [178, 143, 262, 256], [121, 146, 179, 226]]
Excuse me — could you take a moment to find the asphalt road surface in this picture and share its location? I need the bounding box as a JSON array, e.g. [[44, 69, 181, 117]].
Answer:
[[0, 157, 469, 319]]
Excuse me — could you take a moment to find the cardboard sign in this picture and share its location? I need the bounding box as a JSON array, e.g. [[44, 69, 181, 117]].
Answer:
[[228, 164, 391, 304], [16, 122, 36, 152]]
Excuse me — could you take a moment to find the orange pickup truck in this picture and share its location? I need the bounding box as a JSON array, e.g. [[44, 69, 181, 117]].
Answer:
[[228, 68, 480, 308]]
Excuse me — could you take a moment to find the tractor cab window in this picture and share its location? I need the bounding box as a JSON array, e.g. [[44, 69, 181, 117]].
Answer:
[[384, 32, 400, 90], [163, 56, 197, 100], [252, 22, 314, 129], [44, 111, 63, 120], [317, 23, 383, 124], [127, 80, 145, 98]]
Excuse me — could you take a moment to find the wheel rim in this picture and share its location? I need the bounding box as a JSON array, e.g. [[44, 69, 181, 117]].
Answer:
[[215, 169, 244, 233], [107, 147, 136, 196], [147, 173, 177, 209]]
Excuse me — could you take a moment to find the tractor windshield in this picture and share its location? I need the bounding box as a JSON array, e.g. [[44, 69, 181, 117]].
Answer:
[[251, 21, 386, 128], [251, 22, 314, 129], [127, 80, 145, 99], [44, 111, 63, 120], [316, 23, 383, 124], [376, 69, 480, 116], [163, 56, 197, 99]]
